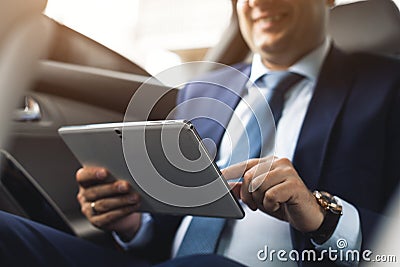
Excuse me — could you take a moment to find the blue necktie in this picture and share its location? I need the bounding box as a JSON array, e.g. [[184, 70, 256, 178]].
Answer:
[[266, 72, 304, 125], [217, 71, 304, 169], [176, 72, 303, 258]]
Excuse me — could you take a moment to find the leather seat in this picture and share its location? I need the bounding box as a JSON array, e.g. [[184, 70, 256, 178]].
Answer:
[[328, 0, 400, 56]]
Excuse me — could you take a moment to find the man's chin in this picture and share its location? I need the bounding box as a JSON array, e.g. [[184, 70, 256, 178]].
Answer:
[[255, 35, 290, 55]]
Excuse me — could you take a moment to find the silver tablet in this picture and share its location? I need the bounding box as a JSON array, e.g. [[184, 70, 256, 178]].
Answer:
[[58, 120, 244, 219]]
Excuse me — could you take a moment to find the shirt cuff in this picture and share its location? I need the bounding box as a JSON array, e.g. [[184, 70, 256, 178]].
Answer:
[[112, 213, 154, 251], [312, 197, 362, 266]]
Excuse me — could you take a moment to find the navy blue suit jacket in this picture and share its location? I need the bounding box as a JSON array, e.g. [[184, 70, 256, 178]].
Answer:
[[135, 47, 400, 266]]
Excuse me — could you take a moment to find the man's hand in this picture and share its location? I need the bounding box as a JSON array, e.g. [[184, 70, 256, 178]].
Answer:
[[222, 156, 325, 233], [76, 166, 142, 241]]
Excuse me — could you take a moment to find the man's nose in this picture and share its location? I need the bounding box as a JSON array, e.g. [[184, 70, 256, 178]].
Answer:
[[239, 0, 274, 8]]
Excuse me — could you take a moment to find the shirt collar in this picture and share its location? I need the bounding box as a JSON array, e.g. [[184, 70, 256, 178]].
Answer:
[[249, 37, 332, 83]]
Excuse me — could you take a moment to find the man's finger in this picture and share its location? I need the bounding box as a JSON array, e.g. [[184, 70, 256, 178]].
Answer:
[[90, 193, 140, 214], [221, 158, 261, 180], [240, 171, 258, 210], [83, 180, 132, 201], [90, 205, 139, 229], [228, 182, 242, 199], [76, 166, 112, 187], [245, 158, 276, 184]]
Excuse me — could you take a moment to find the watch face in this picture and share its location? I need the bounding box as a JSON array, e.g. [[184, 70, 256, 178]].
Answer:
[[313, 191, 343, 215]]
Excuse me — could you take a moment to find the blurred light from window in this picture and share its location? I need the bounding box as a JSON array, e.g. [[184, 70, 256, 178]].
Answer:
[[45, 0, 232, 75]]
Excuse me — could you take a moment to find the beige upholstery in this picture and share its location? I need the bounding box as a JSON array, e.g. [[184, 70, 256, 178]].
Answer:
[[0, 0, 53, 148]]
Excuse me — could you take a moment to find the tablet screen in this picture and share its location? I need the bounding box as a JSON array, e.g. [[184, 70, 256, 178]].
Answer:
[[59, 120, 244, 219]]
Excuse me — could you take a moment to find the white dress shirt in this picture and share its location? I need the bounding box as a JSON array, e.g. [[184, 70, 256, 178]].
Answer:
[[115, 38, 361, 267]]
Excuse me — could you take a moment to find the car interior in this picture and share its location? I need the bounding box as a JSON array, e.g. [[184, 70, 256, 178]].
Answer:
[[0, 0, 399, 250]]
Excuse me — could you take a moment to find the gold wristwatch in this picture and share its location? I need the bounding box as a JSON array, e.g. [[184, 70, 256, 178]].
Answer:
[[306, 191, 343, 244]]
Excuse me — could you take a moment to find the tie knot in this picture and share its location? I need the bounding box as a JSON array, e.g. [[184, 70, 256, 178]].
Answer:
[[263, 71, 303, 94]]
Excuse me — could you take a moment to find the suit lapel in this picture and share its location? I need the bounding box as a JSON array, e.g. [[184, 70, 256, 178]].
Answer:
[[292, 47, 355, 190]]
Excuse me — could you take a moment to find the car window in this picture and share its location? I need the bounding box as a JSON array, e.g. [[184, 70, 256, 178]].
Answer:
[[44, 0, 399, 76], [44, 0, 233, 76]]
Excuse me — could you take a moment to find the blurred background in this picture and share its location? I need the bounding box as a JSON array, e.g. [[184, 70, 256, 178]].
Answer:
[[45, 0, 398, 76], [0, 0, 398, 252]]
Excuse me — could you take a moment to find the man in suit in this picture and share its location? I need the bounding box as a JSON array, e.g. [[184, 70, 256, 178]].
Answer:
[[0, 0, 398, 266], [73, 0, 400, 266]]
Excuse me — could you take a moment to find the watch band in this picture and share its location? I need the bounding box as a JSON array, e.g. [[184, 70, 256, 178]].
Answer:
[[306, 191, 343, 244], [306, 209, 341, 244]]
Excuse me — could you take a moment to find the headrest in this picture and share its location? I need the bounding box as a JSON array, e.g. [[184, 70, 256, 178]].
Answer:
[[328, 0, 400, 55]]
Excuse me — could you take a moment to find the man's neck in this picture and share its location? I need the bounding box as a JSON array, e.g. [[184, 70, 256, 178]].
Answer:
[[250, 37, 331, 83]]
